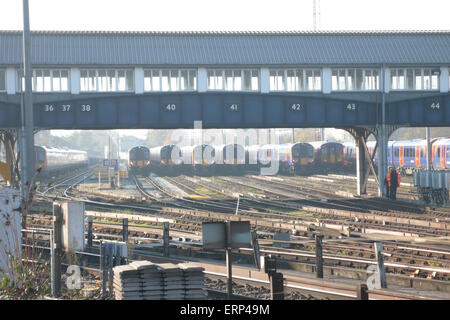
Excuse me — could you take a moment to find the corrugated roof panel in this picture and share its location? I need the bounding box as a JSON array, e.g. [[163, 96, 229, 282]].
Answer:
[[0, 31, 449, 66]]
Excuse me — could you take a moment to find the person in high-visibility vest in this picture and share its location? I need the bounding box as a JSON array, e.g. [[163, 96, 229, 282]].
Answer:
[[385, 167, 401, 200]]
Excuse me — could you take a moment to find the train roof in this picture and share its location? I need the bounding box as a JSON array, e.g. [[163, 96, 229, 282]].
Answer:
[[213, 143, 245, 149], [309, 141, 344, 148], [432, 137, 450, 145], [150, 144, 177, 151], [342, 142, 355, 147], [36, 146, 87, 154], [390, 139, 427, 147], [128, 145, 149, 152]]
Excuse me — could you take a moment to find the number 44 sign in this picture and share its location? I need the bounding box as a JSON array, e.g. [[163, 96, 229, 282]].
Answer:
[[430, 102, 440, 110]]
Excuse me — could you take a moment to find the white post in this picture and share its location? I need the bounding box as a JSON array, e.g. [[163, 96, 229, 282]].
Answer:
[[6, 68, 16, 94], [198, 68, 207, 92], [383, 67, 390, 93], [322, 68, 332, 94], [134, 67, 144, 94], [440, 67, 449, 93], [70, 68, 80, 94], [260, 68, 270, 93]]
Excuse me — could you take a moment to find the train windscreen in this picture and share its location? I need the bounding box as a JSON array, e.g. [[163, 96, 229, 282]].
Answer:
[[130, 148, 149, 161]]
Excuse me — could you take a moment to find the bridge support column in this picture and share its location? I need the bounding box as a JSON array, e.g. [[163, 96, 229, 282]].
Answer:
[[345, 128, 376, 196], [355, 135, 366, 195], [377, 128, 388, 197]]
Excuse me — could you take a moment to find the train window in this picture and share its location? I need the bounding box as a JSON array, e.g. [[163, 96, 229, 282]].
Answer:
[[395, 149, 399, 157], [437, 147, 441, 158], [447, 148, 450, 158], [0, 69, 5, 91]]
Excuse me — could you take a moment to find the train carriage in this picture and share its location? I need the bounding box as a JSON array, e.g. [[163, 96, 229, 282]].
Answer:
[[213, 143, 246, 175], [180, 144, 215, 175], [34, 146, 88, 175], [245, 143, 314, 175], [342, 142, 356, 172], [310, 141, 344, 173], [128, 146, 150, 176], [245, 145, 261, 173], [276, 143, 314, 175], [149, 144, 182, 176], [431, 138, 450, 170]]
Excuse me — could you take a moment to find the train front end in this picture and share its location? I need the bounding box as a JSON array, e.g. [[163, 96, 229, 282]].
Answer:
[[128, 146, 150, 176]]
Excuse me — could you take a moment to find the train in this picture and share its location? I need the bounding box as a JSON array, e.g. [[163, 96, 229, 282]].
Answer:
[[343, 137, 450, 175], [128, 146, 151, 176], [34, 146, 88, 175], [246, 143, 315, 175], [149, 144, 182, 176], [127, 137, 450, 177], [309, 141, 345, 173], [180, 144, 216, 175], [214, 144, 246, 175]]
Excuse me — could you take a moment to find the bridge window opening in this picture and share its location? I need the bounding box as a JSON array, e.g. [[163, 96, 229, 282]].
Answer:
[[17, 69, 70, 92], [232, 70, 242, 90], [161, 70, 170, 91], [391, 68, 439, 91], [144, 69, 197, 91], [270, 70, 285, 91], [271, 69, 319, 91], [0, 69, 5, 91], [117, 70, 126, 91], [365, 70, 379, 90], [170, 70, 179, 91], [80, 69, 133, 92], [208, 69, 258, 91], [307, 69, 321, 91], [355, 69, 363, 90], [332, 69, 378, 91]]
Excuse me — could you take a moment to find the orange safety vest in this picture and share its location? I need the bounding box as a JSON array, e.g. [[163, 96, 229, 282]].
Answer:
[[385, 170, 401, 187]]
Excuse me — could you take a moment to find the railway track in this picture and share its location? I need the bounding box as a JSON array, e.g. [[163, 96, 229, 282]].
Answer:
[[30, 168, 450, 293]]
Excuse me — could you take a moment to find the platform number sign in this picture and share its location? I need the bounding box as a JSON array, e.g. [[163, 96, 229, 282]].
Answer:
[[290, 103, 304, 111], [346, 103, 357, 111], [44, 104, 54, 112], [61, 104, 71, 112], [81, 104, 92, 112], [430, 102, 440, 110], [229, 104, 239, 112], [165, 103, 177, 112]]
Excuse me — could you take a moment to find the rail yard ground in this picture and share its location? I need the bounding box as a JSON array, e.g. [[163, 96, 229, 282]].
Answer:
[[8, 165, 447, 301]]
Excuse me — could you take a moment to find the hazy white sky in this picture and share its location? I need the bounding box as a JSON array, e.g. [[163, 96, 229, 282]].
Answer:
[[1, 0, 449, 31], [3, 0, 449, 139]]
